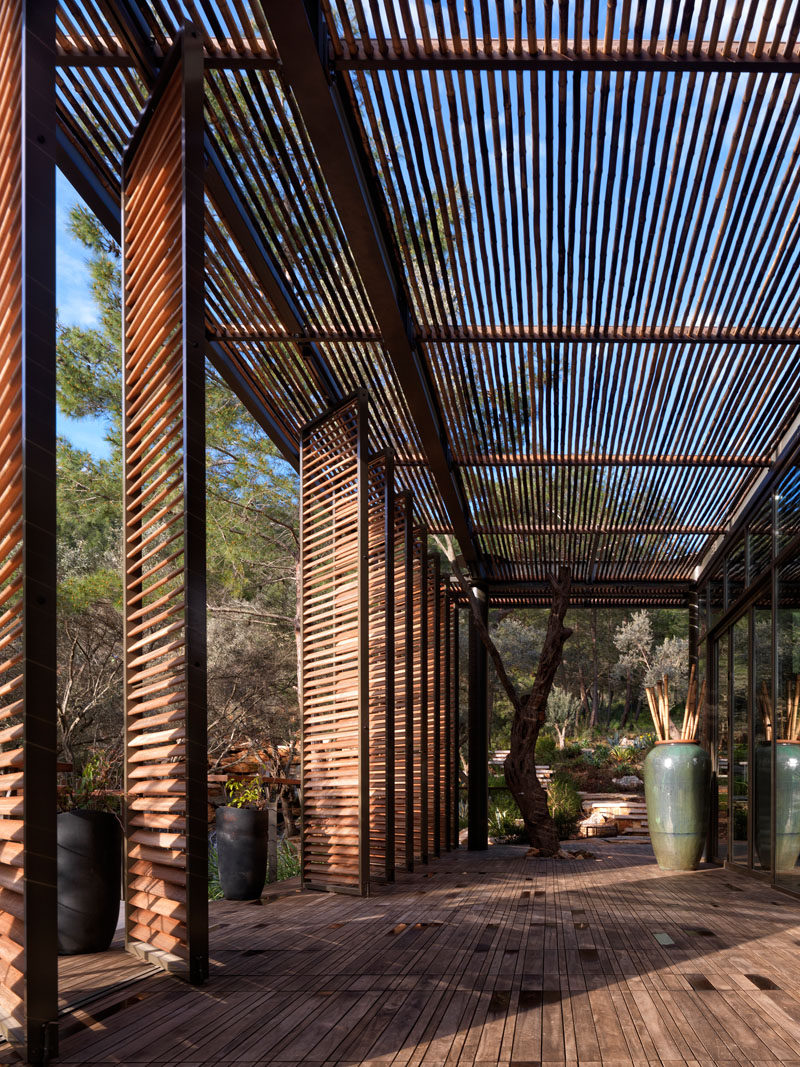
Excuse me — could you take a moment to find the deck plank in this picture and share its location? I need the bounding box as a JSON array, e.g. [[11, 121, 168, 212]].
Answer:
[[37, 840, 800, 1065]]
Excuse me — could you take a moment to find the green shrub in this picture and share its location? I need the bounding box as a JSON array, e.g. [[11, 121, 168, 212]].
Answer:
[[555, 742, 584, 762], [488, 797, 525, 842], [591, 744, 611, 766], [536, 735, 557, 764], [208, 839, 223, 901], [547, 774, 582, 840], [274, 838, 300, 881], [608, 744, 633, 765]]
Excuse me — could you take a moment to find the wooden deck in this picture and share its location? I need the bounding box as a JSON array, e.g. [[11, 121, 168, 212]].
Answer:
[[15, 840, 800, 1065]]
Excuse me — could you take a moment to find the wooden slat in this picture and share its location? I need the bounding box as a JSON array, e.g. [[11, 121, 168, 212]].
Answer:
[[300, 395, 369, 894], [121, 31, 206, 981]]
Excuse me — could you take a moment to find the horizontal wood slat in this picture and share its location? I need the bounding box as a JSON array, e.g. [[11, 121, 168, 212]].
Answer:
[[300, 395, 368, 894], [122, 30, 207, 983]]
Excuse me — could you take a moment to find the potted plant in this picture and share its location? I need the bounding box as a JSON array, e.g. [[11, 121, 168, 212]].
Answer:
[[57, 752, 122, 955], [754, 677, 800, 872], [642, 669, 710, 871], [216, 776, 269, 900]]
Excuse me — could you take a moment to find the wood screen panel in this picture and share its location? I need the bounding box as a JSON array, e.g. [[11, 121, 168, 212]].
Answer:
[[0, 1, 57, 1059], [393, 493, 413, 872], [301, 394, 368, 894], [426, 556, 440, 858], [412, 529, 427, 865], [122, 31, 207, 983], [367, 452, 394, 882]]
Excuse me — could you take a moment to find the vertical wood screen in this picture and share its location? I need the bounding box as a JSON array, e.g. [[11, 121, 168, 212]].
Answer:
[[0, 1, 57, 1059], [122, 30, 208, 982], [393, 493, 413, 872], [426, 556, 440, 858], [300, 394, 368, 894], [367, 452, 394, 882], [412, 530, 427, 865]]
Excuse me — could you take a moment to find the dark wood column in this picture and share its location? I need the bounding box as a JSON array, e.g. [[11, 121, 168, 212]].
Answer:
[[468, 586, 489, 851]]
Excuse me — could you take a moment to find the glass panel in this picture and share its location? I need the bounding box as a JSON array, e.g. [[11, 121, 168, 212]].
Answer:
[[731, 614, 749, 865], [776, 556, 800, 892], [716, 635, 729, 862], [748, 499, 772, 585], [710, 569, 724, 629], [778, 462, 800, 553], [699, 588, 708, 639], [728, 539, 747, 609], [753, 600, 772, 871]]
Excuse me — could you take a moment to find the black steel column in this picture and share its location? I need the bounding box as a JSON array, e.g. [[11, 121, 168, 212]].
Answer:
[[22, 1, 58, 1059], [468, 586, 488, 851]]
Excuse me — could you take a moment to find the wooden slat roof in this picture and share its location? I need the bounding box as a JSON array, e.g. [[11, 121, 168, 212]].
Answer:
[[55, 1, 800, 597]]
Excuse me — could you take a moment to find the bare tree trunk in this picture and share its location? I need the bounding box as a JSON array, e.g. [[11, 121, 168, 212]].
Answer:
[[441, 538, 572, 855], [503, 569, 572, 854], [578, 666, 590, 723]]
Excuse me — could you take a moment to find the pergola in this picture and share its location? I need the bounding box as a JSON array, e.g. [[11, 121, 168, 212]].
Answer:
[[3, 0, 800, 1061]]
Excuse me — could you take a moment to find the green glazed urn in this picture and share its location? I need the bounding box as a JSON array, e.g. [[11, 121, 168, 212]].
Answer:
[[643, 741, 710, 871], [755, 740, 800, 873]]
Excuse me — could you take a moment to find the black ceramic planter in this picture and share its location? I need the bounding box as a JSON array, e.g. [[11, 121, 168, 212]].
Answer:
[[57, 810, 122, 955], [216, 805, 268, 900]]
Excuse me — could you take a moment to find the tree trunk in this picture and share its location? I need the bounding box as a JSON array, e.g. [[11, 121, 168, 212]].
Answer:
[[578, 666, 590, 722], [504, 568, 573, 854]]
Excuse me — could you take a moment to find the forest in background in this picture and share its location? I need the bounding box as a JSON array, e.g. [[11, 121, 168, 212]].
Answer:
[[56, 207, 690, 785]]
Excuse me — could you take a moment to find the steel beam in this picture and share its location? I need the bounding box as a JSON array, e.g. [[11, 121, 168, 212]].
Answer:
[[264, 0, 482, 575]]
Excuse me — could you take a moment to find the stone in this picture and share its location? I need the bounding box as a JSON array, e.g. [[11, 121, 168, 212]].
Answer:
[[612, 774, 643, 790]]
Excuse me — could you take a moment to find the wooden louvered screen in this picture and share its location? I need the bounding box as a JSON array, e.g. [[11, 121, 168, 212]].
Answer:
[[122, 31, 208, 983], [0, 1, 58, 1059], [300, 394, 368, 894], [393, 493, 413, 873], [367, 452, 394, 883], [411, 529, 427, 865], [426, 556, 440, 859]]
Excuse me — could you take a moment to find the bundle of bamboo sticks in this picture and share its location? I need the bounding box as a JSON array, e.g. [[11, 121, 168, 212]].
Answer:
[[759, 674, 800, 742], [645, 665, 705, 742]]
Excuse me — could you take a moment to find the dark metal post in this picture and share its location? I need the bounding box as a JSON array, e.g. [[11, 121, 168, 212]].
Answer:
[[22, 1, 59, 1059], [444, 591, 451, 851], [267, 798, 278, 883], [181, 24, 209, 987], [468, 586, 489, 850]]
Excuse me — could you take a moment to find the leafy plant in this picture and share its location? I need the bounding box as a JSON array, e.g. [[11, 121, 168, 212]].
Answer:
[[208, 837, 224, 901], [608, 744, 633, 764], [274, 838, 301, 881], [488, 798, 525, 842], [535, 735, 558, 764], [58, 750, 121, 814], [225, 775, 265, 809], [547, 774, 582, 840]]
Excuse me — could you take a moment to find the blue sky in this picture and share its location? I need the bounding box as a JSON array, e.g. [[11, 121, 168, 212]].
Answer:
[[56, 169, 112, 460]]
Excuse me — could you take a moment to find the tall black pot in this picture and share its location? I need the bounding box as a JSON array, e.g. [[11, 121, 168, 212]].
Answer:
[[216, 806, 268, 900], [57, 810, 122, 955]]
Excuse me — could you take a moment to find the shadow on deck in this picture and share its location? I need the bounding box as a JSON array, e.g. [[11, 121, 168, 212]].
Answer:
[[19, 840, 800, 1064]]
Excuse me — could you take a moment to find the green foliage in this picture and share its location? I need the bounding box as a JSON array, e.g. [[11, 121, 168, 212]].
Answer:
[[547, 774, 582, 840], [274, 838, 301, 881], [208, 840, 224, 901], [554, 742, 584, 762], [225, 776, 265, 809], [535, 735, 558, 764], [590, 744, 611, 765], [58, 750, 120, 814], [608, 744, 633, 765], [488, 797, 525, 842]]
